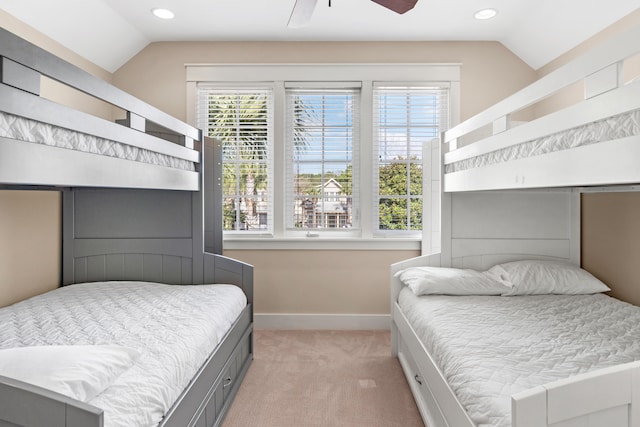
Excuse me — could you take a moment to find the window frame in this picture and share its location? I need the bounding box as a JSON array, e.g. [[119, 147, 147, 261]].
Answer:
[[186, 63, 460, 250]]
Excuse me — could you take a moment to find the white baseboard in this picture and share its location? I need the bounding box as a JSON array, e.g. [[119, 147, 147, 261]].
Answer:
[[254, 313, 391, 330]]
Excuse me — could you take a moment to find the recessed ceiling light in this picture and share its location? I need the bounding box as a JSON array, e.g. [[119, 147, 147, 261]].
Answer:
[[474, 8, 498, 20], [151, 8, 175, 20]]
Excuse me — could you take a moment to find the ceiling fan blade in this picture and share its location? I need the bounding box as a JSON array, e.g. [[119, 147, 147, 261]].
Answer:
[[371, 0, 418, 14], [288, 0, 319, 28]]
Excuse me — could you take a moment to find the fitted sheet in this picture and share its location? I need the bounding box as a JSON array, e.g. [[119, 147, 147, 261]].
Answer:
[[0, 112, 196, 171], [398, 288, 640, 427], [0, 281, 247, 427], [445, 108, 640, 174]]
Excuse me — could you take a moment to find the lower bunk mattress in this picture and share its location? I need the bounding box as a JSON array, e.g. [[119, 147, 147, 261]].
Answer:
[[398, 287, 640, 427], [0, 281, 247, 427]]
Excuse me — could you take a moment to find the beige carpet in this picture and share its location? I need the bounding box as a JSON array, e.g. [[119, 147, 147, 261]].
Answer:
[[222, 330, 424, 427]]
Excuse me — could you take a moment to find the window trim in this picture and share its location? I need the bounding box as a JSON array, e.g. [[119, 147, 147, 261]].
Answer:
[[186, 63, 461, 250]]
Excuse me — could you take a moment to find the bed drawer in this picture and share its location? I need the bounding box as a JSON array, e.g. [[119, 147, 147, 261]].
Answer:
[[397, 336, 448, 427], [398, 339, 430, 407], [205, 327, 252, 427]]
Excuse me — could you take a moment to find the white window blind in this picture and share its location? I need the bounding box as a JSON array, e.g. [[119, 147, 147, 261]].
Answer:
[[373, 84, 449, 234], [197, 85, 273, 234], [285, 86, 360, 232]]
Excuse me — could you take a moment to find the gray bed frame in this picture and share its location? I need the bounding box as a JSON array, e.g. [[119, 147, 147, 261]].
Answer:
[[0, 28, 253, 427]]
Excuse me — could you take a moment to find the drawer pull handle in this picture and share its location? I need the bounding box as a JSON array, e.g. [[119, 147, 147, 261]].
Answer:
[[223, 377, 233, 388], [414, 374, 422, 385]]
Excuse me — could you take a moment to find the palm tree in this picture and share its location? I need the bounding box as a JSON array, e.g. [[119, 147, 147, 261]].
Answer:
[[207, 93, 269, 230], [207, 92, 314, 230]]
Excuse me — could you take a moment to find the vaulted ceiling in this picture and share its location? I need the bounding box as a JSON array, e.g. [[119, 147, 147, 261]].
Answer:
[[0, 0, 637, 73]]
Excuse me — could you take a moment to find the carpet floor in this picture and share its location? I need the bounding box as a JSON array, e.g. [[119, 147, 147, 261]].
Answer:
[[221, 329, 424, 427]]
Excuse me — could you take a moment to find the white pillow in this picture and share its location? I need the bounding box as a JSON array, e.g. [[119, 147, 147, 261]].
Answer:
[[0, 345, 140, 402], [487, 260, 611, 295], [395, 266, 511, 296]]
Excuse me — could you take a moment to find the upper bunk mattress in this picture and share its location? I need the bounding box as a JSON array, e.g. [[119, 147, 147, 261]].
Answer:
[[398, 287, 640, 427], [445, 108, 640, 174], [0, 111, 196, 171], [0, 281, 247, 427]]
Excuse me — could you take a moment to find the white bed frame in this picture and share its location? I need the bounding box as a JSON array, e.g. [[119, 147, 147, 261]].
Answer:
[[391, 253, 640, 427], [442, 24, 640, 193], [392, 22, 640, 427]]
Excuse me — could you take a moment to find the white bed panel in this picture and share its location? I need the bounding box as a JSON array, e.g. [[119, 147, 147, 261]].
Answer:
[[441, 24, 640, 192], [398, 289, 640, 427], [512, 361, 640, 427], [446, 108, 640, 174], [444, 135, 640, 192], [0, 281, 247, 427], [444, 81, 640, 168], [450, 191, 571, 239], [443, 24, 640, 149]]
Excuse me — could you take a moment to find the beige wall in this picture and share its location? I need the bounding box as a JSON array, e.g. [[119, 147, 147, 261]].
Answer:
[[0, 191, 61, 306], [113, 41, 536, 316], [113, 40, 536, 124], [226, 250, 419, 314], [582, 193, 640, 306], [0, 12, 113, 306]]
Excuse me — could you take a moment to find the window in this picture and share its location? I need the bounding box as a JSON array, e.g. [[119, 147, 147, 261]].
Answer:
[[373, 85, 449, 235], [189, 64, 459, 249], [286, 86, 359, 232], [197, 86, 273, 234]]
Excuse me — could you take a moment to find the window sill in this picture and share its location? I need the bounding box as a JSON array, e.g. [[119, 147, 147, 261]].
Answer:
[[223, 238, 421, 251]]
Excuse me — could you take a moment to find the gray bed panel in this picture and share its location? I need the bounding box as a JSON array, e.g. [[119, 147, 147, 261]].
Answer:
[[0, 27, 200, 144], [73, 190, 192, 239], [0, 375, 103, 427], [72, 253, 194, 285], [63, 190, 198, 286], [0, 84, 198, 164], [203, 137, 223, 255], [74, 239, 193, 258], [203, 253, 254, 304], [0, 137, 199, 190]]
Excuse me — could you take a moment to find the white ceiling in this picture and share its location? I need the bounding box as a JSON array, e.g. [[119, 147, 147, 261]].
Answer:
[[0, 0, 638, 73]]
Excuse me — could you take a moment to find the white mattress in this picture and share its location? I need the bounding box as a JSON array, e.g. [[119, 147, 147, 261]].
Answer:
[[398, 288, 640, 427], [445, 108, 640, 174], [0, 112, 195, 171], [0, 281, 247, 427]]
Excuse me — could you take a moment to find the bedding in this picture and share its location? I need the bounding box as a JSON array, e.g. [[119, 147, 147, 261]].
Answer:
[[487, 259, 611, 295], [0, 281, 247, 427], [445, 108, 640, 174], [394, 266, 510, 296], [0, 345, 140, 402], [398, 288, 640, 427], [0, 111, 196, 171]]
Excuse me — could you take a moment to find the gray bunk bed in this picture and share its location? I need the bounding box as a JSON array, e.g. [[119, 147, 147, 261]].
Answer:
[[0, 27, 253, 427]]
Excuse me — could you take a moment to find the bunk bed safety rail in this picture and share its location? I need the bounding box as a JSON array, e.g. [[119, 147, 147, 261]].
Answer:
[[0, 27, 201, 167], [442, 24, 640, 161]]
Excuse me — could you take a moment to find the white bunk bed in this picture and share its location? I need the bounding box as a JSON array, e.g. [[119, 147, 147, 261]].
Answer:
[[391, 22, 640, 427], [0, 27, 253, 427], [442, 24, 640, 193]]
